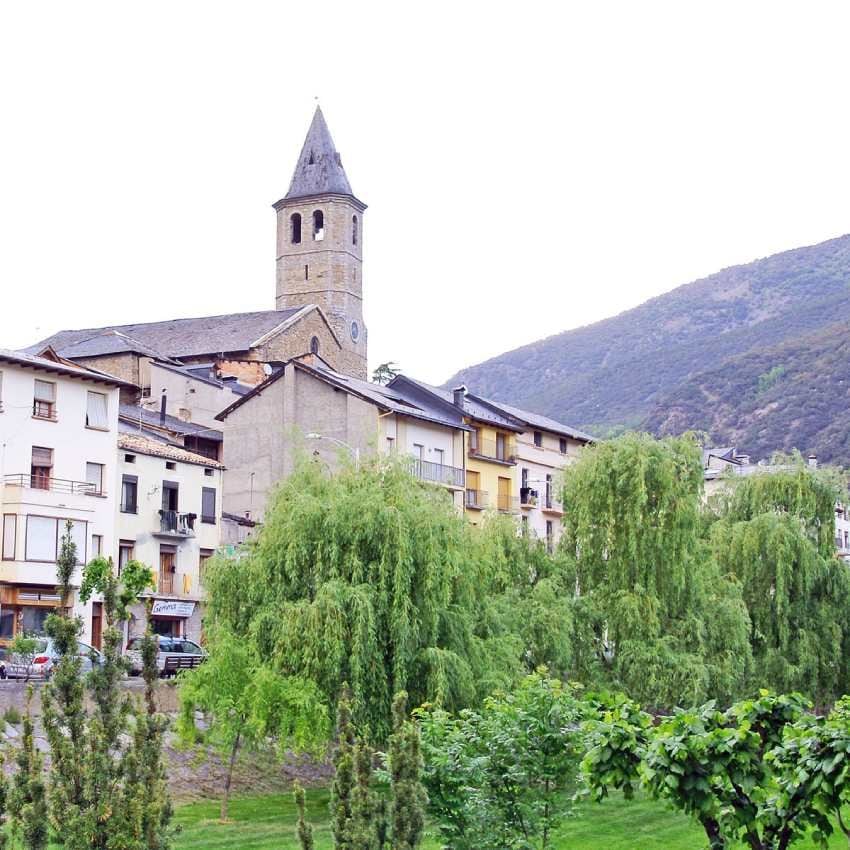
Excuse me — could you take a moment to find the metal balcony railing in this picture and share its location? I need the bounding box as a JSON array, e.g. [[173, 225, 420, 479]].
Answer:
[[468, 438, 517, 464], [412, 458, 465, 488], [158, 510, 196, 537], [497, 495, 520, 514], [520, 487, 539, 507], [465, 489, 488, 510], [3, 474, 98, 495]]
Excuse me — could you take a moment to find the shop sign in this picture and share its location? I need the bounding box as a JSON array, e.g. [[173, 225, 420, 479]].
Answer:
[[150, 600, 196, 618]]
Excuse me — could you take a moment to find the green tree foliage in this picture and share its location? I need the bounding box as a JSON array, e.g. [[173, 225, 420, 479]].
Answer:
[[419, 672, 586, 850], [178, 625, 329, 821], [330, 687, 357, 849], [386, 692, 426, 850], [561, 433, 753, 706], [583, 690, 831, 850], [372, 362, 401, 385], [710, 464, 850, 701], [294, 782, 315, 850], [8, 635, 40, 683], [203, 459, 526, 741], [8, 688, 47, 849], [40, 533, 173, 849]]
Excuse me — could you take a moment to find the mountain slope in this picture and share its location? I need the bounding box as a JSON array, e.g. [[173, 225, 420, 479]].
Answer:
[[446, 234, 850, 459], [644, 319, 850, 465]]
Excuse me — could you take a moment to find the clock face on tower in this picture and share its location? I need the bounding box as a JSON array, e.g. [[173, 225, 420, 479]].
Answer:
[[350, 320, 360, 342]]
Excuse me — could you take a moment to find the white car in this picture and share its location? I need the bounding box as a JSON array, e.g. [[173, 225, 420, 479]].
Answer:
[[125, 635, 206, 676], [5, 639, 103, 680]]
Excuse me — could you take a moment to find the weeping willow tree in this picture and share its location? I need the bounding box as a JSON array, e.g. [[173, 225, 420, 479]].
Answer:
[[710, 463, 850, 701], [204, 458, 523, 742], [561, 432, 752, 707]]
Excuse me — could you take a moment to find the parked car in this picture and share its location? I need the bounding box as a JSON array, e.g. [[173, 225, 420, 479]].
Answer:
[[125, 635, 207, 676], [4, 638, 103, 680]]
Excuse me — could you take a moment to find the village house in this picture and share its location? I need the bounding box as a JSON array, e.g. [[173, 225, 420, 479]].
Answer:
[[115, 431, 223, 644], [215, 360, 468, 523], [0, 348, 128, 645]]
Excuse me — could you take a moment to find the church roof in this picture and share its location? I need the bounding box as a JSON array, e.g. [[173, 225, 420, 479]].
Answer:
[[284, 106, 356, 201], [24, 308, 303, 361]]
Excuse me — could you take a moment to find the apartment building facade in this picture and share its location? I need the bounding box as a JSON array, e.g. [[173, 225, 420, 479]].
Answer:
[[0, 349, 127, 645], [216, 360, 469, 522], [116, 432, 223, 644]]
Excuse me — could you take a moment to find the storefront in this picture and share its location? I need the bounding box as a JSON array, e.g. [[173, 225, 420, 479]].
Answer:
[[126, 597, 201, 645], [0, 585, 61, 642]]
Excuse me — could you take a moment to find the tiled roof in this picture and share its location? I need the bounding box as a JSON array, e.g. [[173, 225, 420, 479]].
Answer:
[[56, 330, 177, 361], [117, 433, 224, 469], [119, 404, 223, 441], [478, 398, 596, 443], [283, 106, 357, 201], [25, 308, 303, 360], [390, 376, 525, 431], [0, 347, 132, 387]]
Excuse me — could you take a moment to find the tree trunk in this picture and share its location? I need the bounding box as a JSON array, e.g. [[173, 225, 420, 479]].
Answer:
[[220, 728, 242, 822], [700, 816, 726, 850]]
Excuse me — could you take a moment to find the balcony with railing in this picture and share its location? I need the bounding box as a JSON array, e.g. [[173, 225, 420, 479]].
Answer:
[[412, 458, 465, 489], [468, 436, 518, 465], [520, 487, 539, 508], [3, 474, 98, 496], [541, 494, 564, 516], [497, 494, 520, 514], [155, 510, 196, 538], [465, 489, 488, 510]]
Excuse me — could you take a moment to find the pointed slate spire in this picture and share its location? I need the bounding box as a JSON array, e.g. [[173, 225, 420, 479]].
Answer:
[[285, 106, 354, 200]]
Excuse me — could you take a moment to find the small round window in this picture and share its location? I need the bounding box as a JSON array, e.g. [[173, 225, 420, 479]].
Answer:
[[350, 321, 360, 342], [310, 336, 320, 355]]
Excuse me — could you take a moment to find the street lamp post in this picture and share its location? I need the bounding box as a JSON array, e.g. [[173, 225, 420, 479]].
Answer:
[[305, 433, 360, 468]]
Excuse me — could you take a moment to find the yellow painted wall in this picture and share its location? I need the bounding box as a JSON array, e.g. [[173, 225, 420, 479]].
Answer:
[[463, 421, 518, 523]]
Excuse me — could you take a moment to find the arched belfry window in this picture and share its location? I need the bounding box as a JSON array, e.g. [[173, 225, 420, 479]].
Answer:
[[352, 214, 358, 246], [290, 213, 302, 244], [313, 210, 324, 241]]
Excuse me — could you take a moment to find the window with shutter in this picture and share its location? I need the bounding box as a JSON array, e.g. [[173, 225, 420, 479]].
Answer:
[[31, 447, 53, 489], [85, 462, 104, 495], [121, 476, 138, 513], [86, 391, 108, 429], [201, 488, 216, 524], [33, 380, 57, 420]]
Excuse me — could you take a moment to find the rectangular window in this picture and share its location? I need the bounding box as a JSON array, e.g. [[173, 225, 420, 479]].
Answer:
[[121, 475, 138, 513], [204, 468, 214, 477], [545, 474, 553, 509], [521, 467, 529, 489], [201, 488, 217, 524], [92, 534, 103, 558], [533, 430, 543, 448], [2, 514, 16, 560], [118, 540, 135, 576], [165, 461, 176, 471], [470, 429, 480, 452], [85, 391, 109, 429], [85, 462, 104, 495], [559, 438, 568, 454], [413, 443, 425, 461], [33, 379, 57, 420], [433, 448, 445, 466], [124, 454, 136, 464], [0, 609, 13, 639], [31, 446, 53, 490], [25, 515, 57, 562], [496, 432, 506, 461], [199, 548, 214, 584]]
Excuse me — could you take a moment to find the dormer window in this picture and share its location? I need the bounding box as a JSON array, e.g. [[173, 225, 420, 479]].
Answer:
[[290, 213, 302, 244], [313, 210, 324, 241]]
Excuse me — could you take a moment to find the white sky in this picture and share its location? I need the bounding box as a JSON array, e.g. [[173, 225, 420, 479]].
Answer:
[[1, 2, 849, 385]]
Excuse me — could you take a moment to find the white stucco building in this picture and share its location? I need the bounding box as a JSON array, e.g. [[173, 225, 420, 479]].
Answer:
[[115, 431, 223, 644], [0, 349, 127, 645]]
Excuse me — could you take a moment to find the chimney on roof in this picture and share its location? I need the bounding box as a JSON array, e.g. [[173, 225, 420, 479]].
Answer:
[[808, 454, 818, 469], [452, 385, 467, 409], [159, 390, 167, 426]]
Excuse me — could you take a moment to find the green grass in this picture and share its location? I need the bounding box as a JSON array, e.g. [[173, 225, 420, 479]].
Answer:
[[172, 789, 850, 849]]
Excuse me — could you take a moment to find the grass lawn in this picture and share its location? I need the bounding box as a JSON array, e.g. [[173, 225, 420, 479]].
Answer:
[[172, 788, 849, 849]]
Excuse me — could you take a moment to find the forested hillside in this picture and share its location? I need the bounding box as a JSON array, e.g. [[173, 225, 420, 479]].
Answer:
[[446, 234, 850, 462]]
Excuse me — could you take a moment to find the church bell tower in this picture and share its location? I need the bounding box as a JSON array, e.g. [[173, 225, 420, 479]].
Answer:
[[274, 107, 367, 379]]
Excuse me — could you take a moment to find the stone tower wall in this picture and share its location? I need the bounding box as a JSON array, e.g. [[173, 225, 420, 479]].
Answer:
[[274, 195, 367, 378]]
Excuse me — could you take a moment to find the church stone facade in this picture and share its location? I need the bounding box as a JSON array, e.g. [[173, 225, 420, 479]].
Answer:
[[274, 106, 368, 379]]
